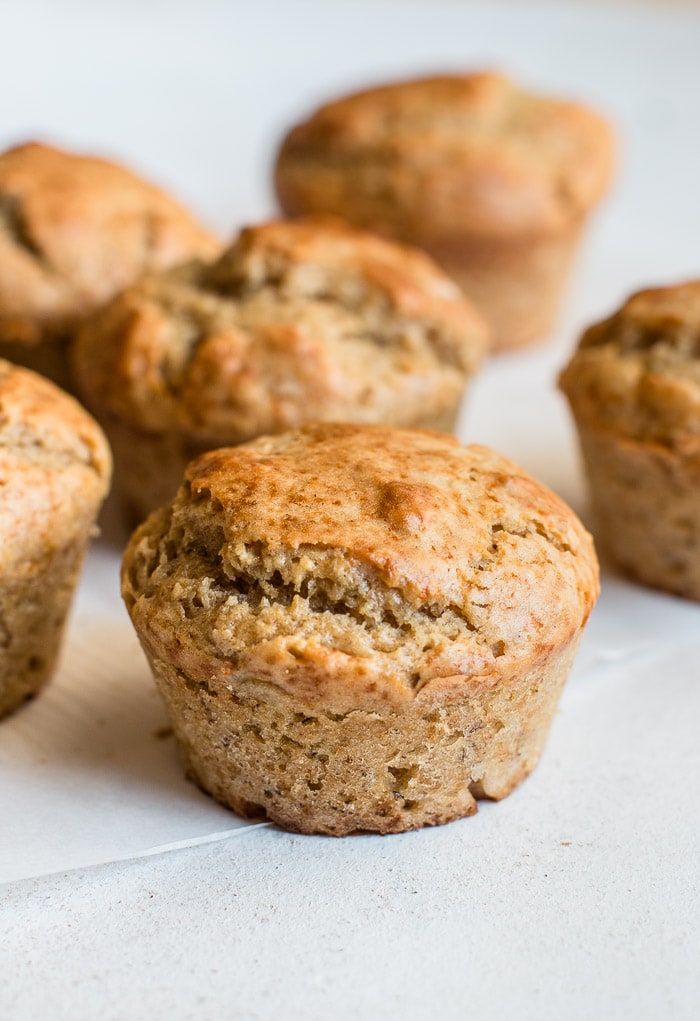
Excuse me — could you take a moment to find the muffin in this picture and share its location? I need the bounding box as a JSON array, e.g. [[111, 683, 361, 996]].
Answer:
[[0, 141, 219, 390], [560, 280, 700, 601], [275, 72, 615, 350], [122, 424, 599, 835], [74, 217, 488, 525], [0, 360, 111, 719]]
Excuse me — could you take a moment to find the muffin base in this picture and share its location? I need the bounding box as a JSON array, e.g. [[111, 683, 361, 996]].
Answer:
[[429, 225, 582, 352], [578, 427, 700, 600], [145, 640, 579, 836], [0, 537, 89, 719]]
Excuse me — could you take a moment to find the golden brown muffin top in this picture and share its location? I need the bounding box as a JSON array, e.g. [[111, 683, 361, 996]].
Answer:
[[275, 72, 615, 242], [0, 142, 219, 345], [0, 360, 111, 567], [74, 217, 488, 440], [560, 280, 700, 453], [122, 424, 598, 714]]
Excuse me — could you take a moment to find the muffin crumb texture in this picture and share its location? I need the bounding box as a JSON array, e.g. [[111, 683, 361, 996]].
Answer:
[[123, 425, 598, 834]]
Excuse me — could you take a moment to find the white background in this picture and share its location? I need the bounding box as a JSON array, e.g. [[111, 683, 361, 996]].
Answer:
[[1, 2, 699, 1018]]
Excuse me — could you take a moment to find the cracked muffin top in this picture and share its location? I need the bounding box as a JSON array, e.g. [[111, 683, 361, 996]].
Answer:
[[275, 72, 615, 243], [559, 281, 700, 452], [0, 142, 219, 345], [74, 217, 488, 440], [0, 359, 111, 568], [122, 424, 598, 714]]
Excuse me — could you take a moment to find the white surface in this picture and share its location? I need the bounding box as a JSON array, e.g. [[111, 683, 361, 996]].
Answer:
[[1, 1, 700, 1018]]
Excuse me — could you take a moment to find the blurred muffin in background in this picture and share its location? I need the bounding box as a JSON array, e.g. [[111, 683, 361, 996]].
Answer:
[[560, 280, 700, 601], [74, 216, 488, 525], [0, 142, 219, 390], [275, 72, 615, 351]]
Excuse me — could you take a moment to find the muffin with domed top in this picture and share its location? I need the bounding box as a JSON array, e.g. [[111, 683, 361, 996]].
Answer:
[[122, 424, 598, 835], [275, 72, 615, 350], [74, 217, 488, 524], [560, 280, 700, 601]]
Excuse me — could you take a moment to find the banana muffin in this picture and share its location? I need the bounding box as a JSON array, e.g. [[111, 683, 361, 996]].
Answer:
[[0, 141, 218, 389], [560, 280, 700, 601], [275, 72, 615, 350], [74, 217, 488, 524], [0, 360, 111, 719], [122, 424, 599, 835]]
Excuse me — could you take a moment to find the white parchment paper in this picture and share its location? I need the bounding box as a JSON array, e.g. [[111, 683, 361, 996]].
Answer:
[[0, 544, 258, 885]]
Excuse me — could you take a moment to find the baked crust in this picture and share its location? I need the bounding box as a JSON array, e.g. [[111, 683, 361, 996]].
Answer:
[[0, 141, 219, 347], [122, 425, 598, 833], [0, 359, 111, 717], [275, 73, 614, 244]]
